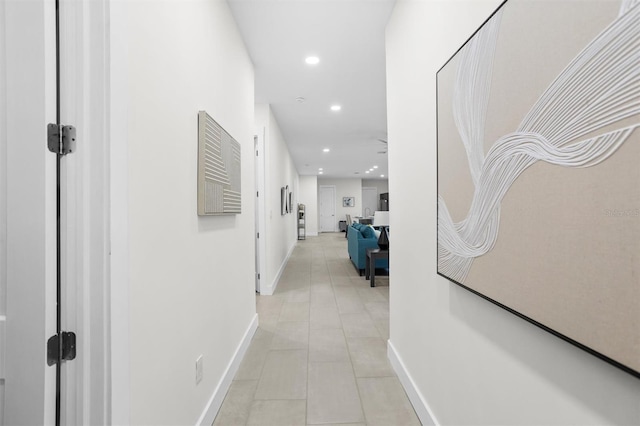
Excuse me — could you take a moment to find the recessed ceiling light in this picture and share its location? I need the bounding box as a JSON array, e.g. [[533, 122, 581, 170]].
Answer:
[[319, 168, 323, 171], [323, 148, 330, 153], [305, 56, 320, 65], [330, 105, 341, 112], [365, 171, 370, 174], [380, 174, 385, 178], [369, 168, 374, 172], [296, 97, 306, 103], [373, 165, 378, 169], [319, 171, 324, 175]]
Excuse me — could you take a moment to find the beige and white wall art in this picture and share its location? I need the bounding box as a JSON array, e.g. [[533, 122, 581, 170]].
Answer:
[[437, 0, 640, 377], [197, 111, 242, 215]]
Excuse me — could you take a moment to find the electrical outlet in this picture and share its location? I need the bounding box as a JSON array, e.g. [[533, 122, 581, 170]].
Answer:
[[196, 355, 204, 384]]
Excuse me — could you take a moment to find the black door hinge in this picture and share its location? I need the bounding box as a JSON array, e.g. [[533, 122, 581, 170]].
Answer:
[[47, 123, 77, 155], [47, 331, 77, 366]]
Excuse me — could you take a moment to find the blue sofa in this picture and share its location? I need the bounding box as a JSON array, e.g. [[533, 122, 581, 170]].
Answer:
[[347, 223, 389, 275]]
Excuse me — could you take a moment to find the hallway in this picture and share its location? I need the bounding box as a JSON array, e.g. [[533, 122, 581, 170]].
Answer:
[[214, 233, 419, 425]]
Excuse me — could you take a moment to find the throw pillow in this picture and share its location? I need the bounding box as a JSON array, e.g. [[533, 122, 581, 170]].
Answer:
[[361, 226, 375, 239], [367, 224, 381, 239]]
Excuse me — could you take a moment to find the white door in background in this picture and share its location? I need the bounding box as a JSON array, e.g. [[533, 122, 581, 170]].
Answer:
[[319, 186, 336, 232], [362, 187, 378, 218]]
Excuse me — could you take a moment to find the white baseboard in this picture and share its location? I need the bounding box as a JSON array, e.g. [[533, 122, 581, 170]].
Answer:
[[387, 340, 438, 426], [260, 240, 296, 296], [197, 314, 259, 426]]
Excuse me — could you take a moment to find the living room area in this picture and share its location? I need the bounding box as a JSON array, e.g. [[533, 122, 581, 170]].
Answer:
[[300, 177, 391, 286]]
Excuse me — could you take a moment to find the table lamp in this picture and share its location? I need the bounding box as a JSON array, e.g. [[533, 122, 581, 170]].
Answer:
[[373, 211, 389, 250]]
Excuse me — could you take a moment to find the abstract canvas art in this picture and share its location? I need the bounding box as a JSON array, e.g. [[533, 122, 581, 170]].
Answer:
[[437, 0, 639, 377], [197, 111, 241, 215]]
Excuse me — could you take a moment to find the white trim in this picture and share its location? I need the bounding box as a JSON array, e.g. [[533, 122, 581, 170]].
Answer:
[[58, 1, 112, 422], [319, 185, 337, 233], [109, 0, 131, 422], [196, 314, 259, 426], [260, 240, 296, 296], [387, 340, 438, 426]]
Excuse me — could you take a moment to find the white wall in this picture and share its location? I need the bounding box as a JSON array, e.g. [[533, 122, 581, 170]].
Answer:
[[255, 104, 299, 294], [115, 1, 257, 424], [362, 178, 389, 196], [298, 176, 319, 236], [386, 1, 640, 425], [318, 178, 362, 227], [361, 178, 389, 212]]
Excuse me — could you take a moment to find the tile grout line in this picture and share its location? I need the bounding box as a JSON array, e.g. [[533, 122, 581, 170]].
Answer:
[[305, 245, 311, 426]]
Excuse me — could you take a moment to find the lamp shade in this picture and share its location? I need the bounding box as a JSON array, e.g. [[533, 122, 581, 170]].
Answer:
[[373, 211, 390, 227]]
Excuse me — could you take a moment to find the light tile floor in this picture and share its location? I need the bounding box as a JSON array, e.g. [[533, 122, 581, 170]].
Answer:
[[214, 232, 420, 426]]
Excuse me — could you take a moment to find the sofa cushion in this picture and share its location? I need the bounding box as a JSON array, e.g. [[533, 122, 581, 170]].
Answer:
[[370, 226, 381, 239], [361, 225, 375, 239]]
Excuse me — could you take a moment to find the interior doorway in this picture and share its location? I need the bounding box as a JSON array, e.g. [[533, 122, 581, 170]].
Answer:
[[319, 185, 336, 232], [254, 132, 266, 293], [362, 187, 378, 219]]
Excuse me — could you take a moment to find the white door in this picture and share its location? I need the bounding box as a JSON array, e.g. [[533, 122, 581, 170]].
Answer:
[[3, 1, 58, 424], [319, 186, 336, 232], [362, 187, 378, 218], [2, 1, 111, 424], [254, 133, 266, 293]]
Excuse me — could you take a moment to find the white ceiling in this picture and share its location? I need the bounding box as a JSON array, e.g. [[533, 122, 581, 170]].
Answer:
[[227, 0, 396, 179]]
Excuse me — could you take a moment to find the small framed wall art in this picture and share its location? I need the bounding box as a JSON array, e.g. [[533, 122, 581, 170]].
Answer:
[[197, 111, 241, 215], [281, 186, 287, 215], [343, 197, 355, 207]]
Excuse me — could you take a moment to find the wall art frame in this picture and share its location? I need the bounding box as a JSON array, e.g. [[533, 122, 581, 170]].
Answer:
[[343, 196, 355, 207], [197, 111, 241, 215], [436, 0, 639, 378], [281, 186, 287, 215], [289, 191, 293, 214]]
